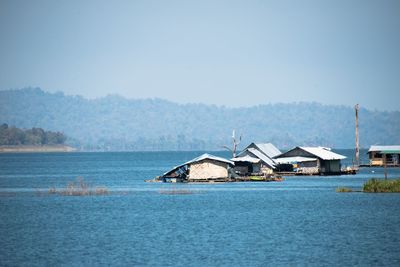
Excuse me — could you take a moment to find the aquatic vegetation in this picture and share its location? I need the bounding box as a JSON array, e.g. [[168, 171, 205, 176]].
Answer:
[[363, 178, 400, 193], [336, 187, 353, 193], [49, 177, 108, 196]]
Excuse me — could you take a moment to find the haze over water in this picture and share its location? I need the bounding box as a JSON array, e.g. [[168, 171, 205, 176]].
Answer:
[[1, 0, 400, 110]]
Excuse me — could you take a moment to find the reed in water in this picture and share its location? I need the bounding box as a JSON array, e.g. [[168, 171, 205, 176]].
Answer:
[[49, 177, 109, 196]]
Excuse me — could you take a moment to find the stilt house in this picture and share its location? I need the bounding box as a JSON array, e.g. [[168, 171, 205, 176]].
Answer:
[[367, 145, 400, 166]]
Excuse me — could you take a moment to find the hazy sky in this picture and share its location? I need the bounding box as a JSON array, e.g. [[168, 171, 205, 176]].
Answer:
[[0, 0, 399, 110]]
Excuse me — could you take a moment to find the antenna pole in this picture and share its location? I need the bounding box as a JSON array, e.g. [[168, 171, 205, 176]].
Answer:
[[355, 104, 359, 166]]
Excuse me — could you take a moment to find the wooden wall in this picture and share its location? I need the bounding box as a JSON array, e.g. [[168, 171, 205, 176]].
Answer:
[[188, 160, 229, 180]]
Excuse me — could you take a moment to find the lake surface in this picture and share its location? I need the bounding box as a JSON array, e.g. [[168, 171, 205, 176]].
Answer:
[[1, 150, 400, 266]]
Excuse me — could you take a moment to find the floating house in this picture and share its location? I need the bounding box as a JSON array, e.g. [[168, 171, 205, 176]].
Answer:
[[232, 143, 281, 175], [274, 147, 346, 175], [160, 153, 234, 182], [367, 145, 400, 166]]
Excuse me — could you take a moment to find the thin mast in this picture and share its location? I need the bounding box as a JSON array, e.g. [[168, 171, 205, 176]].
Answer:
[[355, 104, 359, 166]]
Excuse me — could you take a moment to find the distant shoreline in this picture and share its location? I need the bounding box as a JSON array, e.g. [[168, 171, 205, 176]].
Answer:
[[0, 145, 76, 153]]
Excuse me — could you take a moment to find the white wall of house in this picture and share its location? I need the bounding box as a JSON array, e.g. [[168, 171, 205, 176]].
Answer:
[[188, 160, 229, 180]]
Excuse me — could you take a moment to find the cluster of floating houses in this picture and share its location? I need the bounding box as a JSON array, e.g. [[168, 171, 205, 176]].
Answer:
[[150, 105, 400, 183], [151, 144, 400, 183]]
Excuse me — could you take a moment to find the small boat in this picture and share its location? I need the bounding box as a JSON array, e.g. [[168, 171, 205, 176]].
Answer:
[[250, 176, 265, 181]]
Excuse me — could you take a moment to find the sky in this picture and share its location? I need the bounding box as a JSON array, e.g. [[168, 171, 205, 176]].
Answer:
[[0, 0, 399, 111]]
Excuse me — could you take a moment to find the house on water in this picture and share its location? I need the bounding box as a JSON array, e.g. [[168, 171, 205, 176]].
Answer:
[[232, 143, 281, 175], [367, 145, 400, 166], [159, 153, 235, 182], [274, 146, 346, 175]]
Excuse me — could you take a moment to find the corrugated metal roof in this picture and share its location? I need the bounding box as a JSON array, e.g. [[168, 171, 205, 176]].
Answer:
[[247, 148, 276, 168], [275, 156, 317, 164], [163, 153, 234, 176], [368, 145, 400, 153], [300, 147, 346, 160], [254, 143, 282, 158], [186, 153, 234, 165], [231, 155, 260, 163], [235, 142, 280, 169]]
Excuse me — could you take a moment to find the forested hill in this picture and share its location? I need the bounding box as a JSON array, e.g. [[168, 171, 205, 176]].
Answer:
[[0, 88, 399, 151], [0, 123, 66, 146]]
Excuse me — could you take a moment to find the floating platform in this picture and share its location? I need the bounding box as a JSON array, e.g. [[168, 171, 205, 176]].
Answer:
[[276, 167, 358, 176], [146, 175, 283, 183], [359, 164, 400, 168]]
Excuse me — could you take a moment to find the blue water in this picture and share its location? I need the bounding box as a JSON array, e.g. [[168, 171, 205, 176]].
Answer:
[[1, 150, 400, 266]]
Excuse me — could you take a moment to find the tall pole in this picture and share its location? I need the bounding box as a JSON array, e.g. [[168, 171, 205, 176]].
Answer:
[[355, 104, 359, 166]]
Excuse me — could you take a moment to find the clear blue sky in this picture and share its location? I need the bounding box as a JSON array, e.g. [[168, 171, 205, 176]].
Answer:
[[0, 0, 399, 110]]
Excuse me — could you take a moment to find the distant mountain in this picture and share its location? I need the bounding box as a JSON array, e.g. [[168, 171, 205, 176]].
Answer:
[[0, 88, 399, 151]]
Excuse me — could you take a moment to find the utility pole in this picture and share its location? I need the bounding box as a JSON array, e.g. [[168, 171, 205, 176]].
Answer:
[[355, 104, 359, 166]]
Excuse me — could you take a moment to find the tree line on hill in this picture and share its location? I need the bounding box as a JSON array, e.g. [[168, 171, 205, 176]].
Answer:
[[0, 88, 399, 151], [0, 123, 66, 146]]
